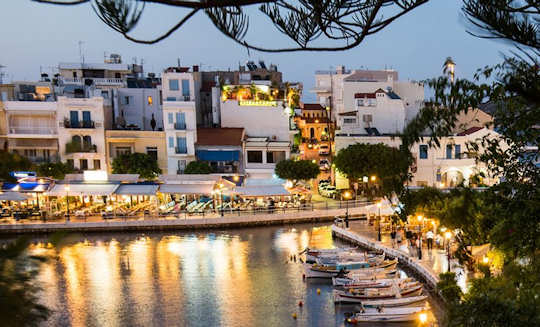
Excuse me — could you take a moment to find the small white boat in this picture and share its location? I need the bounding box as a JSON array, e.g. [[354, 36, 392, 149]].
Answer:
[[302, 247, 357, 263], [345, 306, 427, 323], [304, 260, 397, 278], [333, 284, 423, 300], [341, 295, 428, 307], [333, 277, 413, 289]]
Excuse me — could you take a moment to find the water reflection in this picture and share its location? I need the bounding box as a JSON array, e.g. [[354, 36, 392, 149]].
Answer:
[[25, 224, 436, 326]]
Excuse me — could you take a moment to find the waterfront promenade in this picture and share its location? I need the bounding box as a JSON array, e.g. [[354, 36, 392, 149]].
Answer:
[[332, 220, 466, 290], [0, 206, 367, 234]]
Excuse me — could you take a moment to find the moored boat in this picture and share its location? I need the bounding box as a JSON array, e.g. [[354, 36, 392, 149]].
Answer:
[[303, 259, 398, 278], [333, 284, 423, 300], [344, 306, 426, 323], [302, 247, 357, 263], [335, 295, 428, 307], [333, 277, 413, 289]]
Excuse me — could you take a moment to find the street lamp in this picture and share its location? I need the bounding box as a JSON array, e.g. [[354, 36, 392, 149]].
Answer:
[[445, 231, 452, 272], [64, 185, 70, 222], [370, 175, 377, 182], [377, 201, 382, 241], [343, 191, 351, 228]]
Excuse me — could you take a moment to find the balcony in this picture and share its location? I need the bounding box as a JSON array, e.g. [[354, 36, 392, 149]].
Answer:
[[174, 122, 186, 130], [8, 126, 57, 136], [60, 77, 125, 86], [28, 155, 61, 164], [175, 147, 188, 154], [63, 118, 95, 129], [66, 142, 97, 154]]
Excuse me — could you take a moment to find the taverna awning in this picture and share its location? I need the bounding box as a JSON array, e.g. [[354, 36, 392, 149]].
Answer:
[[115, 184, 158, 196], [159, 184, 214, 195], [47, 184, 119, 196], [235, 185, 290, 197], [0, 192, 31, 202]]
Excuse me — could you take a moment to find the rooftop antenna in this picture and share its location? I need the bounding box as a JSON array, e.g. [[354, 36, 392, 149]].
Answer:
[[177, 58, 181, 67], [78, 41, 85, 65]]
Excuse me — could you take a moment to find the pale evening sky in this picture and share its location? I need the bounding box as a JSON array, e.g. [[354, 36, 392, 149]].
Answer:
[[0, 0, 511, 101]]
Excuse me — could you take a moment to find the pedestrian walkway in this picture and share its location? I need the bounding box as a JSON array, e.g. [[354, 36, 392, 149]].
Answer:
[[333, 220, 467, 290]]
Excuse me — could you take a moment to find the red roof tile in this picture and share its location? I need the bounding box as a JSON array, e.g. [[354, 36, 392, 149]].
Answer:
[[457, 126, 483, 136], [196, 128, 244, 146]]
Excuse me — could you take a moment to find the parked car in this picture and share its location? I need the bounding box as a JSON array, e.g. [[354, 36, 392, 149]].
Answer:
[[319, 159, 330, 171], [318, 144, 330, 156]]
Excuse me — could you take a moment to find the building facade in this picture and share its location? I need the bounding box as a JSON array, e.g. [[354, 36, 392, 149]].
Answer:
[[195, 127, 245, 174], [57, 96, 106, 171], [161, 68, 200, 174]]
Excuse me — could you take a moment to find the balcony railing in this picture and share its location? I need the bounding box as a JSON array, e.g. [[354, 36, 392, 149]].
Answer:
[[63, 118, 95, 129], [66, 142, 97, 154], [174, 122, 186, 130], [60, 77, 124, 86], [175, 147, 188, 154], [9, 127, 57, 135], [165, 95, 192, 102]]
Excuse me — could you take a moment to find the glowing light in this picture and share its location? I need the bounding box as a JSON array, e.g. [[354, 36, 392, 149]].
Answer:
[[315, 119, 319, 123], [482, 256, 489, 264], [440, 182, 445, 188], [362, 176, 368, 183], [445, 231, 452, 240], [84, 170, 108, 182], [312, 159, 316, 163], [419, 312, 428, 324], [370, 175, 377, 182], [238, 100, 277, 106], [285, 181, 293, 188], [440, 227, 447, 232], [343, 191, 351, 200], [64, 185, 70, 192], [417, 215, 423, 222], [233, 175, 240, 182]]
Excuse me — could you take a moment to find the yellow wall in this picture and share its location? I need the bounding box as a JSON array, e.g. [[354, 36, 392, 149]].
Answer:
[[105, 130, 168, 174]]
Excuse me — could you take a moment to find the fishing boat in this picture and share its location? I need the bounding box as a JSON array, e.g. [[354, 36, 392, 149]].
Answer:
[[333, 284, 423, 300], [332, 277, 413, 289], [336, 294, 428, 306], [301, 247, 357, 263], [344, 306, 427, 323], [303, 259, 398, 278], [316, 252, 385, 265]]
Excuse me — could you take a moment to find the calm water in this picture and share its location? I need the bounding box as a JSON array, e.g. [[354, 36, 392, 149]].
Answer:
[[24, 224, 434, 326]]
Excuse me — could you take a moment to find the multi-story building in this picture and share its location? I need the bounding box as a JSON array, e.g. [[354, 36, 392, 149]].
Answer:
[[295, 103, 332, 142], [217, 82, 297, 179], [57, 96, 106, 171], [112, 86, 163, 131], [311, 66, 424, 124], [1, 82, 59, 163], [161, 67, 200, 174], [195, 128, 245, 174]]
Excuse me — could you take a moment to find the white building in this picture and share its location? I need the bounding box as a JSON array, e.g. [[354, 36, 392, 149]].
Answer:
[[311, 66, 424, 124], [161, 68, 200, 174], [112, 87, 163, 131], [218, 86, 294, 178], [57, 96, 107, 171], [3, 100, 59, 163], [335, 127, 501, 189]]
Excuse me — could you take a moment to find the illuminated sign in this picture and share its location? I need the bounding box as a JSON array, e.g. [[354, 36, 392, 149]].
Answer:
[[239, 100, 277, 107], [83, 170, 108, 182], [10, 171, 36, 179]]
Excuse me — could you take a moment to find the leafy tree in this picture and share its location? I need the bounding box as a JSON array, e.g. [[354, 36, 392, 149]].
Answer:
[[36, 162, 74, 180], [184, 161, 213, 174], [333, 143, 412, 197], [36, 0, 428, 51], [0, 151, 33, 182], [274, 159, 319, 182], [112, 152, 161, 179], [0, 237, 50, 326]]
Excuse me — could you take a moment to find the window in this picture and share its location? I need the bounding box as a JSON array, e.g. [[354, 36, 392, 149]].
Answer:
[[147, 96, 153, 105], [362, 114, 372, 123], [247, 151, 263, 163], [83, 135, 92, 149], [2, 91, 8, 101], [343, 118, 356, 124], [177, 160, 187, 173], [101, 90, 109, 99], [159, 90, 163, 105], [419, 145, 428, 159], [93, 159, 101, 170], [69, 110, 79, 127], [455, 144, 461, 159], [267, 151, 286, 163], [436, 168, 442, 182], [166, 97, 176, 101], [356, 99, 364, 107], [116, 147, 131, 157], [181, 80, 190, 98], [80, 159, 88, 170], [175, 112, 186, 129], [122, 96, 131, 105], [169, 79, 179, 91], [168, 137, 174, 148], [82, 111, 91, 125], [67, 159, 74, 169], [71, 135, 81, 144], [146, 147, 158, 161], [24, 149, 37, 157], [446, 144, 453, 159], [115, 72, 121, 78], [72, 72, 77, 78], [176, 137, 187, 153], [168, 113, 174, 124]]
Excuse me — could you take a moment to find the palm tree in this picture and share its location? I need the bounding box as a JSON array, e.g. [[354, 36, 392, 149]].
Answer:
[[443, 57, 456, 83]]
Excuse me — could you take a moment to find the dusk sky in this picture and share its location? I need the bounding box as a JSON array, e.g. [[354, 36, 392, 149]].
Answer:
[[2, 0, 511, 101]]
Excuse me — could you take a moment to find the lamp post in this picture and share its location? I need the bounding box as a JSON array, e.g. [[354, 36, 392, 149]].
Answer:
[[377, 201, 382, 241], [343, 191, 351, 228], [65, 185, 70, 222], [445, 231, 452, 272]]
